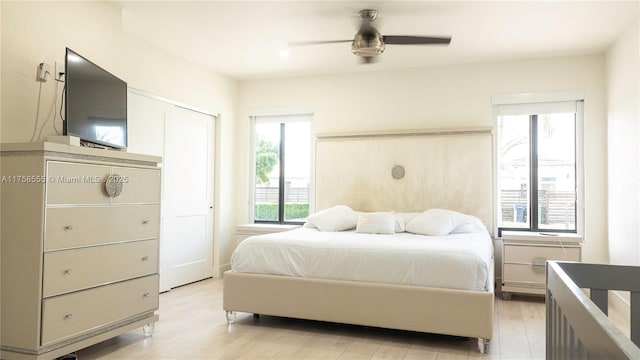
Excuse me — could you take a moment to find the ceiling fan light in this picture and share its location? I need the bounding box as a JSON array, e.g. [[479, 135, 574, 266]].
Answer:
[[351, 32, 385, 56]]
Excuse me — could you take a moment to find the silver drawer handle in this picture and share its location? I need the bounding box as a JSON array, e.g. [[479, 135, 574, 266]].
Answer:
[[142, 256, 149, 261], [64, 269, 73, 275], [143, 292, 150, 298], [142, 220, 149, 225], [65, 314, 73, 320], [532, 258, 546, 273], [64, 225, 74, 230]]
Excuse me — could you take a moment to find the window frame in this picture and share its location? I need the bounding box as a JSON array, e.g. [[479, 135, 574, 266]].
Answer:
[[492, 92, 584, 237], [249, 113, 313, 225]]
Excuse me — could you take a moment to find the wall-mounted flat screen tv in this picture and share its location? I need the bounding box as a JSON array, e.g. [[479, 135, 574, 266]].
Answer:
[[64, 48, 127, 149]]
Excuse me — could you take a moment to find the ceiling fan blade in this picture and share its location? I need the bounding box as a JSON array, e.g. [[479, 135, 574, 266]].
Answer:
[[288, 40, 353, 46], [383, 35, 451, 45]]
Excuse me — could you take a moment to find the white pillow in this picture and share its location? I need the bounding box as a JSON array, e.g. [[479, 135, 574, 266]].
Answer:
[[356, 212, 396, 234], [405, 208, 469, 236], [393, 214, 406, 233], [397, 212, 421, 226], [306, 205, 358, 231], [302, 221, 317, 229], [451, 215, 487, 234]]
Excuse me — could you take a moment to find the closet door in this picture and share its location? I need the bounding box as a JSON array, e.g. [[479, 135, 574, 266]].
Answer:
[[127, 92, 168, 157], [128, 91, 215, 292], [163, 106, 215, 288]]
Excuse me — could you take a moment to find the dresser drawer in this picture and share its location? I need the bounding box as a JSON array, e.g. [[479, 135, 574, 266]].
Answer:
[[41, 275, 158, 345], [43, 240, 158, 297], [46, 162, 111, 205], [46, 162, 160, 205], [111, 166, 160, 204], [44, 205, 160, 250], [503, 244, 580, 264]]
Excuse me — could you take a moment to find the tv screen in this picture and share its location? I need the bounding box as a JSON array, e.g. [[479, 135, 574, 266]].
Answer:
[[64, 48, 127, 148]]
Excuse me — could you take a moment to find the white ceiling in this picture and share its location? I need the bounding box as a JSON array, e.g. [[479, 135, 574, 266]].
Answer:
[[115, 1, 639, 80]]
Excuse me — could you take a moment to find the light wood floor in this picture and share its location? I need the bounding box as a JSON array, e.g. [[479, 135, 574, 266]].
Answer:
[[75, 277, 627, 360]]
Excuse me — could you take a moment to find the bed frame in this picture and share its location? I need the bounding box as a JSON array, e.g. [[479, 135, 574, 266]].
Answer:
[[224, 262, 493, 352], [224, 127, 495, 353]]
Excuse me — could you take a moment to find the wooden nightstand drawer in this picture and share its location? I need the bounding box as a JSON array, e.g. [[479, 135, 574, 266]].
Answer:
[[503, 263, 546, 284], [504, 244, 580, 264]]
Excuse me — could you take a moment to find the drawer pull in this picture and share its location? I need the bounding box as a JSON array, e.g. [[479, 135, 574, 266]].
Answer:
[[142, 220, 150, 225], [532, 258, 546, 273], [64, 314, 73, 320], [105, 174, 124, 197], [64, 268, 73, 275], [143, 292, 150, 298], [64, 225, 74, 230], [142, 256, 149, 261]]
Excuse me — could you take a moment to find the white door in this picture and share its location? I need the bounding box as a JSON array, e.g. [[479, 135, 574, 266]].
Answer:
[[128, 91, 215, 291], [163, 106, 215, 289], [126, 92, 168, 157]]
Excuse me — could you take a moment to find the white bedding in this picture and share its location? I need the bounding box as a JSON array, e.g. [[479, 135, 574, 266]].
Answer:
[[231, 227, 494, 291]]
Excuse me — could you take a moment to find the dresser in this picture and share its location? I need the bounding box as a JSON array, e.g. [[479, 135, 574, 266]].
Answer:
[[501, 231, 582, 300], [0, 142, 161, 360]]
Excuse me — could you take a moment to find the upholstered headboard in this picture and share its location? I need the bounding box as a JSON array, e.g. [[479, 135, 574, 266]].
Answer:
[[314, 127, 494, 235]]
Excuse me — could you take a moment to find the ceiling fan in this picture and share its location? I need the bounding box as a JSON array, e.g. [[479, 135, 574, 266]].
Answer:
[[290, 9, 452, 64]]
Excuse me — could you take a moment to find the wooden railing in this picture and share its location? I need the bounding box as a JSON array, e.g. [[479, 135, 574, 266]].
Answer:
[[546, 261, 640, 359]]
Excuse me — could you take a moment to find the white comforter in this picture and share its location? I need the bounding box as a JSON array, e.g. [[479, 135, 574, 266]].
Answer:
[[231, 228, 494, 291]]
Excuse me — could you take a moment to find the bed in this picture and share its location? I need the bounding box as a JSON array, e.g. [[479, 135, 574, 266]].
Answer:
[[223, 128, 495, 353]]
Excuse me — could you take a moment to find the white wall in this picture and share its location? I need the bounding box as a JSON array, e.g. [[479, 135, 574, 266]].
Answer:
[[0, 1, 238, 278], [237, 55, 608, 264], [607, 16, 640, 267]]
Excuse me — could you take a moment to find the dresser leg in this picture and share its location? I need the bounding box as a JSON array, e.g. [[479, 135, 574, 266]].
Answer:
[[226, 310, 237, 324], [477, 338, 490, 353], [502, 292, 512, 301], [143, 323, 155, 337]]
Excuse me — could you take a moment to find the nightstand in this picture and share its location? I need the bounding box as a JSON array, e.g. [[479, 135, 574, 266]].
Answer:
[[235, 223, 299, 246], [501, 231, 582, 300]]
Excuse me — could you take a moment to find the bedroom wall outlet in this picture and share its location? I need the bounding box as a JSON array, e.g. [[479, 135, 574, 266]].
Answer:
[[55, 61, 65, 81], [36, 62, 50, 82]]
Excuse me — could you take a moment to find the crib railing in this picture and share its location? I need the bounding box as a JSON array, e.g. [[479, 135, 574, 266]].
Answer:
[[546, 261, 640, 359]]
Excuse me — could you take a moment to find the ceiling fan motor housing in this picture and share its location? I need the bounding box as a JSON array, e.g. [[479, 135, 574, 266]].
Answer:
[[351, 30, 385, 56]]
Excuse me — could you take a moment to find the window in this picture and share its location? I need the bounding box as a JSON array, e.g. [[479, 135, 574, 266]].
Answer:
[[496, 100, 582, 234], [252, 114, 312, 224]]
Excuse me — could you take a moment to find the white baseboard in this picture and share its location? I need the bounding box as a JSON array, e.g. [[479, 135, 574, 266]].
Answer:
[[215, 263, 231, 278]]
